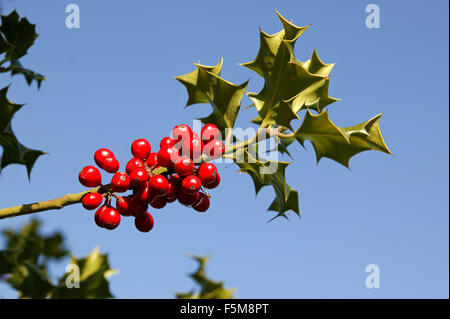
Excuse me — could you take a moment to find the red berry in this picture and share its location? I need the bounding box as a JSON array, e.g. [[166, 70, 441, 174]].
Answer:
[[146, 189, 157, 205], [197, 163, 218, 185], [128, 196, 148, 217], [166, 196, 177, 203], [146, 153, 159, 168], [203, 139, 225, 159], [111, 172, 130, 193], [166, 181, 178, 201], [181, 175, 202, 194], [168, 173, 182, 185], [126, 158, 144, 175], [160, 137, 176, 149], [157, 147, 180, 168], [201, 124, 220, 144], [95, 206, 107, 228], [135, 182, 151, 204], [150, 196, 167, 209], [192, 192, 210, 212], [181, 133, 204, 160], [79, 166, 102, 187], [148, 175, 169, 196], [135, 212, 154, 232], [130, 168, 149, 187], [99, 206, 121, 230], [102, 157, 120, 173], [174, 156, 195, 177], [172, 124, 193, 142], [116, 196, 132, 216], [94, 148, 115, 167], [204, 173, 220, 189], [82, 192, 103, 210], [131, 139, 151, 160], [177, 189, 200, 206]]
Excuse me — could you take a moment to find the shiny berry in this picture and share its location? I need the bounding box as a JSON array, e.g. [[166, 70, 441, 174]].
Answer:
[[181, 175, 202, 194], [168, 173, 182, 185], [94, 148, 115, 167], [146, 153, 159, 168], [160, 137, 176, 149], [116, 196, 132, 216], [99, 206, 121, 230], [130, 168, 149, 187], [193, 193, 210, 212], [102, 157, 120, 173], [126, 158, 144, 175], [203, 139, 225, 159], [135, 182, 151, 204], [128, 196, 148, 217], [149, 175, 169, 196], [201, 124, 220, 144], [177, 189, 200, 206], [197, 163, 218, 185], [204, 173, 220, 189], [172, 124, 193, 142], [82, 193, 103, 210], [150, 196, 167, 209], [181, 133, 204, 160], [79, 166, 102, 187], [174, 156, 195, 177], [95, 206, 107, 228], [157, 147, 180, 168], [135, 212, 154, 233], [166, 181, 178, 201], [111, 172, 130, 193], [131, 139, 151, 160]]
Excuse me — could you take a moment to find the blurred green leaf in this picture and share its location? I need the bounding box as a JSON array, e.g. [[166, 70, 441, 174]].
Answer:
[[51, 248, 116, 299], [176, 256, 235, 299]]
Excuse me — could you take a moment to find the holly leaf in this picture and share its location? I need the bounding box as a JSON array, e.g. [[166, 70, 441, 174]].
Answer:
[[51, 248, 116, 299], [8, 60, 46, 88], [242, 10, 338, 127], [0, 86, 46, 178], [176, 59, 248, 137], [295, 110, 392, 168], [0, 10, 38, 61], [176, 255, 235, 299], [6, 261, 53, 298], [233, 148, 299, 218]]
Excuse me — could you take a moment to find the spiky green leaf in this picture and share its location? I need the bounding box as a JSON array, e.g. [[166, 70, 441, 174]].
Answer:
[[176, 255, 235, 299], [295, 110, 391, 167], [0, 86, 46, 178], [242, 10, 338, 127], [176, 59, 248, 136], [233, 148, 299, 218]]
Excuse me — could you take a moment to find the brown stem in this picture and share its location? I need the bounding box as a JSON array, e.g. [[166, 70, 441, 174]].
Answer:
[[0, 185, 110, 220]]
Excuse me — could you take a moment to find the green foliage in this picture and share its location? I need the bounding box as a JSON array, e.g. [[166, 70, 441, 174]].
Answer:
[[176, 59, 248, 137], [0, 219, 116, 298], [0, 10, 46, 178], [177, 10, 391, 219], [176, 255, 235, 299]]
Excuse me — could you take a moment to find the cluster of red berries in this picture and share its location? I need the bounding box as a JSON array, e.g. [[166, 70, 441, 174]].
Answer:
[[78, 123, 224, 233]]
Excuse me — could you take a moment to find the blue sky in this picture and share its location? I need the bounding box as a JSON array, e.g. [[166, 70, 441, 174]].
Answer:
[[0, 0, 448, 298]]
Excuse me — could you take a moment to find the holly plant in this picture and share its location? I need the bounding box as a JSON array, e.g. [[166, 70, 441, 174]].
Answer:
[[0, 10, 391, 231]]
